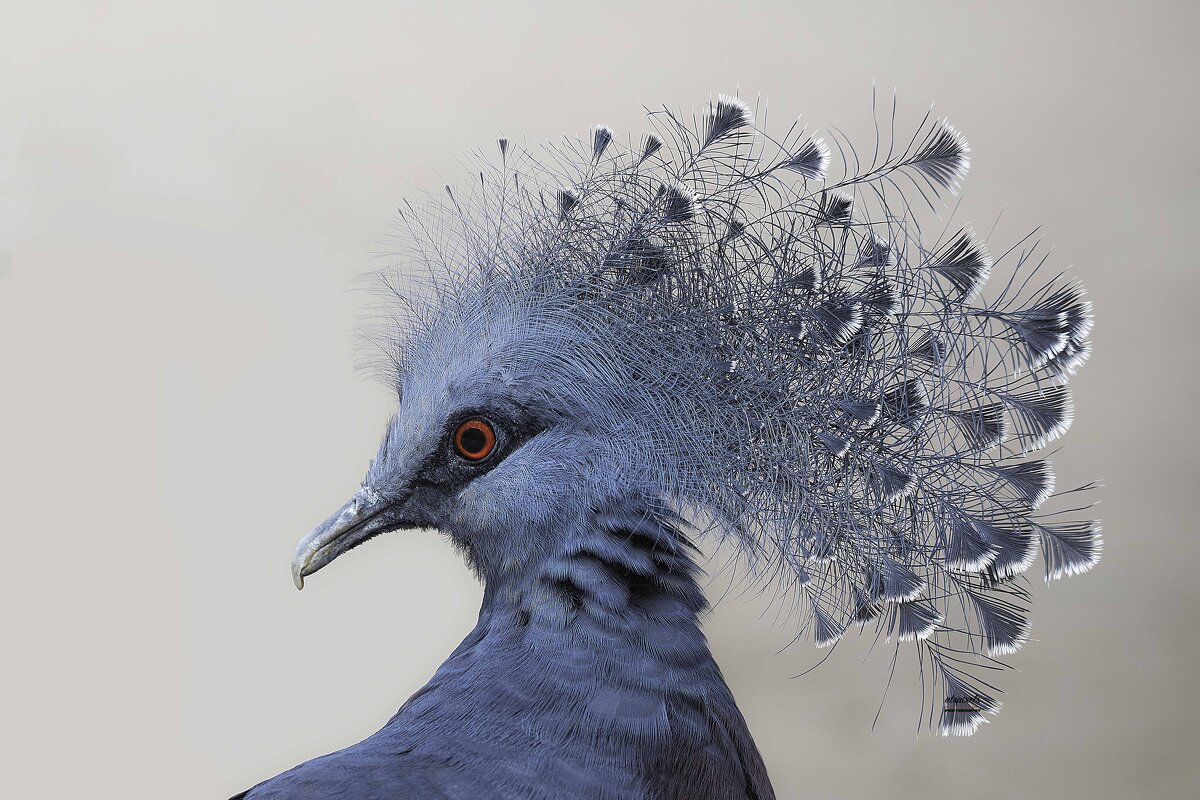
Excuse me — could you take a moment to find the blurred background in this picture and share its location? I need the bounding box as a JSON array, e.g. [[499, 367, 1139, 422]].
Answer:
[[2, 2, 1197, 797]]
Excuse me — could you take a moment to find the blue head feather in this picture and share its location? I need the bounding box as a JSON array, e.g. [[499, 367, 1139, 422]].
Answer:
[[355, 93, 1098, 736]]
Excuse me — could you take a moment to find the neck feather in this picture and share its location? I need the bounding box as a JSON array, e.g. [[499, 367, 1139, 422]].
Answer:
[[482, 499, 709, 640]]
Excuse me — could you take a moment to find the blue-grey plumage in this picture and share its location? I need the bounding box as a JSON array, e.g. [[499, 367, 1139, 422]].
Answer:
[[244, 500, 773, 799], [235, 92, 1097, 798]]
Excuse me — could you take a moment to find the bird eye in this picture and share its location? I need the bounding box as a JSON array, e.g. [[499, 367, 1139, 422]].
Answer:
[[453, 418, 497, 461]]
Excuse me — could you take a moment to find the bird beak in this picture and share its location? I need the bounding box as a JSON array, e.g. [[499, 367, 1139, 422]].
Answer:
[[291, 485, 409, 590]]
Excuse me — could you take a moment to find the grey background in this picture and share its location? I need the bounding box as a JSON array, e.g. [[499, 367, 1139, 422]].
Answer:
[[2, 2, 1197, 798]]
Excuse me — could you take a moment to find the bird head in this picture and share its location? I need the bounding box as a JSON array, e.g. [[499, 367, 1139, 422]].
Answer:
[[284, 93, 1098, 735], [290, 270, 725, 588]]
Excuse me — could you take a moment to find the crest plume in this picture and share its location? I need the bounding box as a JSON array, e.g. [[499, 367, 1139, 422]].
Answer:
[[370, 92, 1098, 737]]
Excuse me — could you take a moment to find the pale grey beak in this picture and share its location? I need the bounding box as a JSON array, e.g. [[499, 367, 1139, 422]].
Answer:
[[291, 484, 410, 590]]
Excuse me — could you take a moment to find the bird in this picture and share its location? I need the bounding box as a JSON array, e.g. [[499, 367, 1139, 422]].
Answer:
[[233, 92, 1099, 799]]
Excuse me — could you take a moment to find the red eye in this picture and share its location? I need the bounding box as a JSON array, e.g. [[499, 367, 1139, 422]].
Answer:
[[453, 418, 497, 461]]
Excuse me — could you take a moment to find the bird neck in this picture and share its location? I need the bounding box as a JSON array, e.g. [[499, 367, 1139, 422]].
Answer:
[[478, 499, 711, 649]]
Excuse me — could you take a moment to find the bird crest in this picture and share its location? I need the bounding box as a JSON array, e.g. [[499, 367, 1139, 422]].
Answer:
[[361, 92, 1098, 736]]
